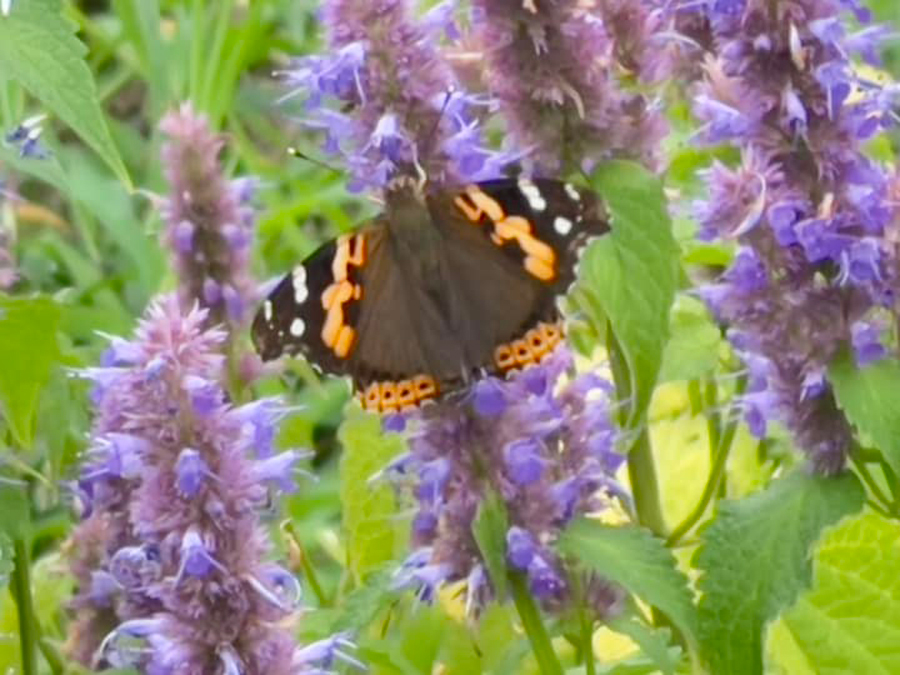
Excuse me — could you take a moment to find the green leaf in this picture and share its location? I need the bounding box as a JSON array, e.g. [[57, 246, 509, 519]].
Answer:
[[658, 295, 722, 383], [338, 406, 407, 583], [0, 295, 61, 447], [583, 160, 679, 424], [829, 353, 900, 477], [558, 519, 697, 643], [331, 567, 396, 633], [695, 470, 865, 675], [606, 615, 681, 675], [0, 0, 131, 187], [0, 485, 29, 539], [472, 488, 509, 600], [778, 513, 900, 674]]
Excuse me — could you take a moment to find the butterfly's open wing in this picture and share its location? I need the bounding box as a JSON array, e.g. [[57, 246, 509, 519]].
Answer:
[[429, 178, 609, 375], [252, 223, 464, 410]]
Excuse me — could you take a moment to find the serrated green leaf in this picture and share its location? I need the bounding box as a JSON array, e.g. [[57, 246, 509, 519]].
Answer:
[[558, 519, 697, 643], [695, 470, 865, 675], [338, 407, 407, 583], [658, 295, 722, 383], [829, 353, 900, 477], [583, 161, 679, 425], [777, 513, 900, 674], [0, 0, 131, 187], [472, 488, 509, 600], [0, 295, 61, 447]]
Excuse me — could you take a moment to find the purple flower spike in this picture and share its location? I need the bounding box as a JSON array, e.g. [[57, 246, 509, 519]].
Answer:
[[67, 295, 330, 673], [159, 103, 259, 328], [692, 0, 898, 473], [472, 0, 669, 171], [389, 347, 625, 617], [284, 0, 510, 190]]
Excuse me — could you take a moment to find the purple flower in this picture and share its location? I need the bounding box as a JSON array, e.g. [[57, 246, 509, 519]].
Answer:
[[387, 349, 626, 617], [66, 295, 354, 673], [471, 0, 668, 171], [284, 0, 507, 190], [692, 0, 896, 472], [4, 113, 50, 159], [158, 103, 258, 327]]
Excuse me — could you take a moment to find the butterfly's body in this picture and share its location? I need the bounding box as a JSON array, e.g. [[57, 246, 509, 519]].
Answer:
[[252, 176, 609, 412]]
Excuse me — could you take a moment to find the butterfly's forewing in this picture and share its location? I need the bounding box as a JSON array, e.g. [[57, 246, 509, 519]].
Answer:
[[444, 178, 610, 295], [252, 222, 454, 408], [252, 234, 356, 376]]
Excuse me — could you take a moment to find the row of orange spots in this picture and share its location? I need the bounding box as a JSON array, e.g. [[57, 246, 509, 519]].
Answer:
[[359, 375, 440, 413], [494, 321, 563, 372], [321, 234, 366, 359], [453, 187, 557, 281]]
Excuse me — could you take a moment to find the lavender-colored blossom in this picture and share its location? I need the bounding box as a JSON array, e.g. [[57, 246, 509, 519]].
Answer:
[[388, 349, 626, 617], [66, 295, 353, 674], [471, 0, 668, 172], [4, 113, 49, 159], [692, 0, 897, 473], [283, 0, 508, 190], [158, 104, 258, 327]]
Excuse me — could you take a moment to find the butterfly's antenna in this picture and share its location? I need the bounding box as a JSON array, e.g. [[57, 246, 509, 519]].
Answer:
[[287, 147, 343, 175], [426, 88, 455, 146]]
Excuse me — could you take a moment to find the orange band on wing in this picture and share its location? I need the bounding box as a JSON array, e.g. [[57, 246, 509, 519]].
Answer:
[[320, 234, 366, 359], [493, 320, 565, 373], [452, 188, 557, 282], [357, 374, 440, 413]]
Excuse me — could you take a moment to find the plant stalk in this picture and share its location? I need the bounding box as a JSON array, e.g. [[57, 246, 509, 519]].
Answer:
[[12, 537, 38, 675], [509, 572, 564, 675]]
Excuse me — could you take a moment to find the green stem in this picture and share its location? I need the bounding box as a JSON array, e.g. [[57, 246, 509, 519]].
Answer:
[[667, 376, 746, 546], [509, 573, 564, 675], [627, 430, 667, 536], [606, 325, 666, 537], [850, 453, 894, 514], [12, 538, 38, 675], [667, 417, 738, 546], [580, 608, 596, 675], [281, 522, 330, 607], [878, 459, 900, 511]]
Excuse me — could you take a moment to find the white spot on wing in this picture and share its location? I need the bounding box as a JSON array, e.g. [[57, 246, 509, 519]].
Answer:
[[263, 300, 273, 322], [292, 266, 308, 304], [554, 216, 573, 236], [564, 183, 581, 202], [290, 318, 305, 337], [518, 178, 547, 212]]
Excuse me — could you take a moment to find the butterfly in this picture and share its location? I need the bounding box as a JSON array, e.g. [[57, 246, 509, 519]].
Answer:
[[251, 175, 610, 413]]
